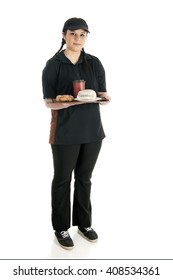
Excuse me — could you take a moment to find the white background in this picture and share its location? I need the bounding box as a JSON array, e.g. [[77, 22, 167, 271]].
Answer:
[[0, 0, 173, 264]]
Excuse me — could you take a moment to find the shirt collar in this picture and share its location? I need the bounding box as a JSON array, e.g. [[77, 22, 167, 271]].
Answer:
[[54, 50, 92, 64]]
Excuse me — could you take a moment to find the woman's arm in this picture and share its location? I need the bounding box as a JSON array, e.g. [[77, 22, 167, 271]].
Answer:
[[44, 98, 85, 110], [44, 98, 69, 110], [98, 92, 111, 100], [98, 92, 111, 105]]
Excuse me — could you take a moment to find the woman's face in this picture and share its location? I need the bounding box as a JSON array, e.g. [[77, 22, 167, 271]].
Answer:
[[63, 29, 88, 52]]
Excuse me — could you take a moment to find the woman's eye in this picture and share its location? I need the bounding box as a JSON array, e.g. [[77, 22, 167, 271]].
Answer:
[[69, 32, 86, 38]]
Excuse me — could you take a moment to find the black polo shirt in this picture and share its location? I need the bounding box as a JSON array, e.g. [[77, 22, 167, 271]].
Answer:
[[42, 51, 107, 145]]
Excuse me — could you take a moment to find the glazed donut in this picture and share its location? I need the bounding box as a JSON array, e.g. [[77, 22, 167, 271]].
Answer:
[[56, 95, 74, 102]]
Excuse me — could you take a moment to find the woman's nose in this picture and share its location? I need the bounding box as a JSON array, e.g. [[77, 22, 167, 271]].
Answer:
[[74, 34, 80, 40]]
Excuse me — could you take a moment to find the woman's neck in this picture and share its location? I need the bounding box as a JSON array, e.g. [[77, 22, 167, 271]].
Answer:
[[64, 49, 81, 64]]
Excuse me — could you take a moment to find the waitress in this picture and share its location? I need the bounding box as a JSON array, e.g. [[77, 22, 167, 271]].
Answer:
[[42, 17, 111, 249]]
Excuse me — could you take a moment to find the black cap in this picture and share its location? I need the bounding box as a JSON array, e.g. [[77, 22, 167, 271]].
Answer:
[[62, 17, 90, 33]]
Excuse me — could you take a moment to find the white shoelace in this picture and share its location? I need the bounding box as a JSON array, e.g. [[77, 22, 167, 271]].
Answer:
[[84, 227, 92, 232], [60, 231, 70, 239]]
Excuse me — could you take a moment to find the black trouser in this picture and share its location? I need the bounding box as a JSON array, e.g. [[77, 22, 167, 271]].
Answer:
[[51, 141, 102, 232]]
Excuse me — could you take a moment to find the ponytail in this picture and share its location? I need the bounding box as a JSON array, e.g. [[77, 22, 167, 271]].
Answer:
[[81, 48, 90, 71], [56, 38, 66, 55]]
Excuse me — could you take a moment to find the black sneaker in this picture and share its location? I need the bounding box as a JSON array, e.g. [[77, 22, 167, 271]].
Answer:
[[55, 231, 74, 250], [78, 227, 98, 242]]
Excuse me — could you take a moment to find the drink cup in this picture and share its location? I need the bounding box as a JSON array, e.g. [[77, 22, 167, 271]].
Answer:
[[72, 80, 85, 97]]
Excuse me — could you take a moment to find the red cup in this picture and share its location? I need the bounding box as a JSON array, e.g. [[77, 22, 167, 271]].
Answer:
[[72, 80, 86, 97]]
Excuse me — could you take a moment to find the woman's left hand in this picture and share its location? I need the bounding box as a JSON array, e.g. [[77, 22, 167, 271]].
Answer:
[[98, 93, 111, 105]]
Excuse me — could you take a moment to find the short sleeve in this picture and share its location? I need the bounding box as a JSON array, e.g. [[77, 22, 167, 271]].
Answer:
[[42, 59, 58, 99]]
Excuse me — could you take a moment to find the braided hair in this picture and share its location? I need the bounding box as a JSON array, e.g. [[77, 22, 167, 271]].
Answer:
[[55, 30, 95, 88], [56, 38, 66, 54]]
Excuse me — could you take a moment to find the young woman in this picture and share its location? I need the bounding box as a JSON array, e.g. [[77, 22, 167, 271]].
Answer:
[[42, 17, 111, 249]]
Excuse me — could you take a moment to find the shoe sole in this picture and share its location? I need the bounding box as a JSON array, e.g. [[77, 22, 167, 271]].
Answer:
[[55, 233, 74, 250], [78, 229, 98, 243], [59, 244, 74, 250]]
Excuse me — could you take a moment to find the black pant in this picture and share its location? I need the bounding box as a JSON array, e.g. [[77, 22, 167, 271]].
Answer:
[[51, 141, 102, 231]]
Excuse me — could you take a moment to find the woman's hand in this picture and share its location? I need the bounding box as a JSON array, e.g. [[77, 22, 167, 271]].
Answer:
[[98, 92, 111, 105]]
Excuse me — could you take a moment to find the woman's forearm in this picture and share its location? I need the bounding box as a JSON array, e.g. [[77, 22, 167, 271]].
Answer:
[[44, 98, 84, 110]]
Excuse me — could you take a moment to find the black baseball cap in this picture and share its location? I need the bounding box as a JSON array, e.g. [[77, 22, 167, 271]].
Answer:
[[62, 17, 90, 33]]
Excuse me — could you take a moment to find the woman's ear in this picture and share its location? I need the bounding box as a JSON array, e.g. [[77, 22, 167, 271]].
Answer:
[[62, 32, 66, 41]]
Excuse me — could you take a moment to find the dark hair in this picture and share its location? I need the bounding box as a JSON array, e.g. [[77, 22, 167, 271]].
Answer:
[[57, 38, 66, 54], [56, 42, 88, 71], [56, 17, 89, 54], [55, 25, 94, 86], [56, 32, 88, 57]]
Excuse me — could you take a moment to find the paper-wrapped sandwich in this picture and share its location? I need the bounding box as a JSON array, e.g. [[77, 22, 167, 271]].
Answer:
[[77, 89, 97, 101]]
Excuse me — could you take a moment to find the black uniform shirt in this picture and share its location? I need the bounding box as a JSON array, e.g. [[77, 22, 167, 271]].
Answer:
[[42, 51, 107, 145]]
